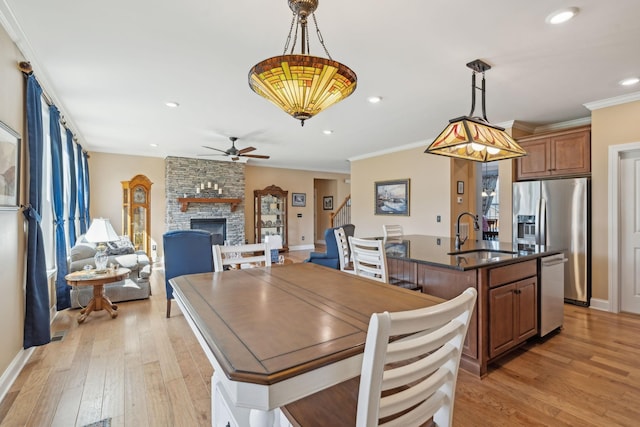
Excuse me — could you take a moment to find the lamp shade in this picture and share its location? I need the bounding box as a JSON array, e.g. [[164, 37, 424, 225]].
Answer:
[[248, 54, 357, 124], [425, 116, 527, 162], [85, 218, 119, 243]]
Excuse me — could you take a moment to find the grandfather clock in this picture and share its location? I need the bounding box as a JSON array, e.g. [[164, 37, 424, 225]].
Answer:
[[121, 174, 152, 256]]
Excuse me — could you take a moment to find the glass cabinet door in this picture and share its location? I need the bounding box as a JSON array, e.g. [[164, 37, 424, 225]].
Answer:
[[254, 185, 288, 251]]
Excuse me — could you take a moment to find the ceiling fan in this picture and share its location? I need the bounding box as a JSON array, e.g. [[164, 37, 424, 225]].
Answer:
[[200, 136, 270, 161]]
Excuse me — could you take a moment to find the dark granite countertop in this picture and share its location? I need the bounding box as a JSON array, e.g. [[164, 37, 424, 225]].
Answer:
[[382, 235, 563, 271]]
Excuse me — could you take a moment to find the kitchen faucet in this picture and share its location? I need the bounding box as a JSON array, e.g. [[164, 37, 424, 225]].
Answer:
[[455, 211, 480, 250]]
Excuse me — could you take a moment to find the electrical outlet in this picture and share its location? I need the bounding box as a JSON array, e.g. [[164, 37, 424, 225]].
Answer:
[[301, 236, 305, 241], [436, 215, 441, 223]]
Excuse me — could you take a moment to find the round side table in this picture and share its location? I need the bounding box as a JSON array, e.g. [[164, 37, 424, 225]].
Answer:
[[65, 267, 130, 323]]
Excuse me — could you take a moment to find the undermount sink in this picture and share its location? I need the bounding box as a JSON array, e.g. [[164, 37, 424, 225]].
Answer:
[[447, 249, 517, 257]]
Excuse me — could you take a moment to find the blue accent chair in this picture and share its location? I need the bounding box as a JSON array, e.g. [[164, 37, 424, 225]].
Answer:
[[305, 224, 355, 269], [163, 230, 214, 317]]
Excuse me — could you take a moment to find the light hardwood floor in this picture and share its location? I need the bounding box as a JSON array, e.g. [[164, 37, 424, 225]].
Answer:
[[1, 252, 639, 426]]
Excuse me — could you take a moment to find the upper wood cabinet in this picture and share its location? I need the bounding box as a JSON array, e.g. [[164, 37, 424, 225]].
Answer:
[[515, 125, 591, 180], [121, 174, 152, 257]]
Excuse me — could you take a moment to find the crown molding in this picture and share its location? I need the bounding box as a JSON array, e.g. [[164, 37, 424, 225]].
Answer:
[[583, 91, 640, 111], [348, 139, 430, 163]]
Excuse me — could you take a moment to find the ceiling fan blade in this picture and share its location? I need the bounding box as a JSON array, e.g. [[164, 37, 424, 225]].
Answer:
[[241, 154, 270, 159], [238, 146, 256, 155], [202, 145, 229, 154]]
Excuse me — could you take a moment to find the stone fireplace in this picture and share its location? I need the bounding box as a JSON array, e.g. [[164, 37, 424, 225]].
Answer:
[[165, 157, 246, 244], [191, 218, 226, 245]]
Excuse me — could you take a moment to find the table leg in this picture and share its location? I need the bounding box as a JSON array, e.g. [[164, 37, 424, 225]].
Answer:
[[249, 409, 275, 427], [101, 294, 118, 319], [78, 298, 95, 323]]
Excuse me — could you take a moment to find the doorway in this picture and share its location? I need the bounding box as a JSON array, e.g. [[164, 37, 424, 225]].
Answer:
[[608, 142, 640, 314], [480, 162, 499, 240]]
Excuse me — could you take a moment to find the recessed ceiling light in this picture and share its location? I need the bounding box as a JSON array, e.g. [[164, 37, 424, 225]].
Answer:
[[619, 77, 640, 86], [150, 143, 158, 147], [367, 96, 382, 104], [546, 7, 579, 25], [165, 101, 180, 108], [323, 130, 333, 135]]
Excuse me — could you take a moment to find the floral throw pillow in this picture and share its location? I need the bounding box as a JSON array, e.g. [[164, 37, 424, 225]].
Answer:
[[107, 236, 136, 255]]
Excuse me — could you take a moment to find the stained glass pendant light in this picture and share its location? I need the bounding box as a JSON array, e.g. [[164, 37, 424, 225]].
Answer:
[[425, 59, 527, 162], [248, 0, 357, 126]]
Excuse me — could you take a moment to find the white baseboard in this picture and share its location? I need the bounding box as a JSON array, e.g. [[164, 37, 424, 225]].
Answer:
[[589, 298, 610, 312], [289, 244, 315, 251], [0, 347, 35, 404]]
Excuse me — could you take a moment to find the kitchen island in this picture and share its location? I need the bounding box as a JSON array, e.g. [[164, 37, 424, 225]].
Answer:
[[384, 235, 563, 377]]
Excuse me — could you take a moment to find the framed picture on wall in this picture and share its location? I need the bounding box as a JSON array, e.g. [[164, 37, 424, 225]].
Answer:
[[0, 121, 21, 209], [323, 196, 333, 210], [292, 193, 306, 207], [375, 179, 410, 216]]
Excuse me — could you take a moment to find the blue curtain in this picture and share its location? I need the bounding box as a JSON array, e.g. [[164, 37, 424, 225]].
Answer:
[[76, 143, 87, 233], [50, 106, 70, 310], [65, 128, 77, 246], [83, 150, 90, 227], [23, 74, 51, 348]]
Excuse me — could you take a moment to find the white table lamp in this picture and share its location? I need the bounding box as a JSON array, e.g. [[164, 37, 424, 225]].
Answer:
[[85, 218, 119, 271]]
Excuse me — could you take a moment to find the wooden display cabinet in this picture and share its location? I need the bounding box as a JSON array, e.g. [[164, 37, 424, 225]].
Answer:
[[254, 185, 288, 251], [121, 174, 152, 257]]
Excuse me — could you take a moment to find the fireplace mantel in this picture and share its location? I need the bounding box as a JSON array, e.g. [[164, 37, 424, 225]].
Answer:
[[177, 197, 242, 212]]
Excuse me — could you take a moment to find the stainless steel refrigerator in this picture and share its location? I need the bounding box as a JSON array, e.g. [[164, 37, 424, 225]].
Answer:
[[513, 178, 590, 306]]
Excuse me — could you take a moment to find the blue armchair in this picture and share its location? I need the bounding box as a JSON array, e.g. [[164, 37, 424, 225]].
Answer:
[[306, 224, 355, 269], [163, 230, 214, 318]]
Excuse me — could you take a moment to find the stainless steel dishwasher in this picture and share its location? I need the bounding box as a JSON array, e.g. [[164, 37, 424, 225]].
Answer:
[[540, 254, 568, 337]]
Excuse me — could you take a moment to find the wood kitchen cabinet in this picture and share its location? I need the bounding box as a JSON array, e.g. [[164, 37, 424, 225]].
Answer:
[[488, 262, 538, 359], [515, 125, 591, 180]]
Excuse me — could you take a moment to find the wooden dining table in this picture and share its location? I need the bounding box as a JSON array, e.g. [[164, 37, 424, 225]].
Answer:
[[169, 262, 442, 427]]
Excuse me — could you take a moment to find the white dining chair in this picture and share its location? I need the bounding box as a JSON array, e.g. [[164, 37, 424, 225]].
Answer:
[[349, 237, 388, 283], [213, 242, 271, 272], [264, 235, 283, 264], [382, 224, 403, 240], [282, 287, 478, 427], [334, 227, 354, 273]]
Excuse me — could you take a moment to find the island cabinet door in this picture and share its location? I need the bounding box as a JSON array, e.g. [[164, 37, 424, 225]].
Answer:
[[489, 276, 538, 359], [489, 282, 517, 358]]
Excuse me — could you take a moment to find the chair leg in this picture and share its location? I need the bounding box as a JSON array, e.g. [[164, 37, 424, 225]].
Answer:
[[166, 299, 171, 318]]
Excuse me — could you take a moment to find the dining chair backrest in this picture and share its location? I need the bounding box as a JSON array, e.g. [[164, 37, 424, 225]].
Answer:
[[357, 287, 477, 426], [382, 224, 403, 240], [213, 242, 271, 272], [334, 227, 353, 273], [349, 236, 388, 283], [163, 230, 214, 318], [282, 287, 478, 427], [264, 235, 283, 264]]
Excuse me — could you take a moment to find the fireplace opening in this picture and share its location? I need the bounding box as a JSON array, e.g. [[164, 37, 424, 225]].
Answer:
[[191, 218, 226, 245]]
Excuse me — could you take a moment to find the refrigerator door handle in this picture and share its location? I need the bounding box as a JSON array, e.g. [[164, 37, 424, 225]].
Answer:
[[535, 198, 541, 245], [538, 198, 547, 245]]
